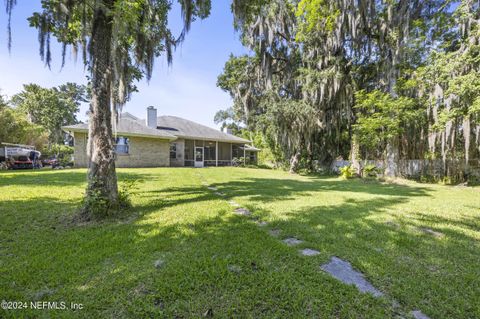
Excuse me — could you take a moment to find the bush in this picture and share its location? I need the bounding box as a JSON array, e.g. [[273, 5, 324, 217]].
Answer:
[[81, 178, 138, 219], [58, 156, 73, 167], [42, 144, 74, 158], [118, 179, 139, 208], [467, 175, 480, 186], [362, 164, 379, 178], [339, 165, 356, 179], [232, 157, 245, 167]]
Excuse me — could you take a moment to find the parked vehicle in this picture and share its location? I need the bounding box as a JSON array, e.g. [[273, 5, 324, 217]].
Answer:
[[41, 156, 59, 167], [1, 143, 42, 170], [11, 156, 34, 169], [10, 153, 42, 169]]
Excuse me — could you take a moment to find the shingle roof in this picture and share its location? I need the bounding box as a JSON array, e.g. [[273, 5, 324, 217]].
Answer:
[[62, 116, 176, 140], [63, 113, 250, 143], [155, 116, 251, 143]]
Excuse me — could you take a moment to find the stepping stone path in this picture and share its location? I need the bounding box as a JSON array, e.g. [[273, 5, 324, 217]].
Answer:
[[411, 310, 431, 319], [201, 176, 430, 318], [233, 208, 251, 216], [420, 228, 444, 238], [283, 237, 303, 246], [228, 200, 240, 207], [320, 257, 383, 297], [300, 248, 320, 256]]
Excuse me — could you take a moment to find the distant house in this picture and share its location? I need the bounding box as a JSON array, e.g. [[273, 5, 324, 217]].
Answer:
[[62, 106, 259, 168]]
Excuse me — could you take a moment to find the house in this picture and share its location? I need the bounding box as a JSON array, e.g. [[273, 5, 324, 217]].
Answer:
[[62, 106, 260, 168]]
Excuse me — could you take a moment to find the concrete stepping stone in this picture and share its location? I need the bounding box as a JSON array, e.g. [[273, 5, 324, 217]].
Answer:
[[385, 220, 400, 228], [154, 258, 165, 269], [420, 228, 444, 238], [300, 248, 320, 256], [215, 192, 226, 196], [228, 200, 240, 207], [207, 186, 217, 191], [283, 237, 303, 246], [320, 257, 383, 297], [269, 229, 281, 237], [256, 221, 268, 227], [233, 208, 251, 216], [411, 310, 431, 319], [227, 264, 242, 273]]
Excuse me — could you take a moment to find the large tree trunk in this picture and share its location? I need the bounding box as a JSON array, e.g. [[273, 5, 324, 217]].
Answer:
[[289, 150, 301, 174], [385, 138, 399, 178], [83, 1, 119, 217], [349, 132, 361, 176], [306, 141, 314, 171]]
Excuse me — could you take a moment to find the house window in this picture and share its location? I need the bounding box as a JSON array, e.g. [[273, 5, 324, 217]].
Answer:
[[115, 136, 129, 154], [170, 143, 177, 159]]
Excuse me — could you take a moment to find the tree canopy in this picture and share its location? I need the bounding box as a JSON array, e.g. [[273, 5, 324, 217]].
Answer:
[[219, 0, 480, 179], [11, 83, 86, 144]]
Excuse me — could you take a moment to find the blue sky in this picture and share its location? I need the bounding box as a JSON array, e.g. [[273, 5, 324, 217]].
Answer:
[[0, 1, 248, 128]]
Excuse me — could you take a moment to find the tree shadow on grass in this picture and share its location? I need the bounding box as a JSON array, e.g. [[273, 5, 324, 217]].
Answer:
[[257, 198, 480, 319], [137, 176, 432, 215], [1, 182, 478, 318], [0, 169, 150, 188], [0, 197, 399, 318]]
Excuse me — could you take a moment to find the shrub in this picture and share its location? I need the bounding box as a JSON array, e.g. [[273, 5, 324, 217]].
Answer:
[[363, 164, 379, 178], [81, 178, 137, 219], [118, 179, 139, 208], [232, 157, 245, 167], [339, 165, 356, 179]]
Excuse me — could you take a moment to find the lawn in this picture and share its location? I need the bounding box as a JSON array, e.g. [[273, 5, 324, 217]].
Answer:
[[0, 168, 479, 318]]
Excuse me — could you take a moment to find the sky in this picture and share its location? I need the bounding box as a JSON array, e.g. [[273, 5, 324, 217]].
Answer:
[[0, 1, 248, 128]]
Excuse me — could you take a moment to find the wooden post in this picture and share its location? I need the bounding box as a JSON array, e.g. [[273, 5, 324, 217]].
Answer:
[[215, 141, 218, 167]]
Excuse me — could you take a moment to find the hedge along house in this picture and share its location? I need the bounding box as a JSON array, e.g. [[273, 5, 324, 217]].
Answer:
[[63, 106, 259, 168]]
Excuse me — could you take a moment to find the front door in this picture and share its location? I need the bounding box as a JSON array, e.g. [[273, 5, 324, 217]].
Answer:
[[194, 147, 204, 168]]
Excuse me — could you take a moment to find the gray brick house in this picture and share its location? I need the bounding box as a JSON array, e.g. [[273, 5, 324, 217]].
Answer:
[[63, 106, 259, 168]]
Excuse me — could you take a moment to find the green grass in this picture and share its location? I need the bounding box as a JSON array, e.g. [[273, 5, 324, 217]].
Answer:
[[0, 168, 479, 318]]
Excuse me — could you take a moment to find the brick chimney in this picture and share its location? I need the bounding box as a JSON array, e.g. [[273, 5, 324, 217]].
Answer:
[[146, 106, 157, 128]]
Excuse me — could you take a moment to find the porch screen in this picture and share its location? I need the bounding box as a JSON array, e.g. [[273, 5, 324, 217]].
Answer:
[[184, 140, 194, 166], [204, 141, 216, 161], [218, 142, 231, 161]]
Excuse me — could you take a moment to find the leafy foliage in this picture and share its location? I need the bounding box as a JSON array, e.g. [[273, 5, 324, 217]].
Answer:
[[339, 165, 356, 179], [11, 83, 86, 144], [0, 94, 49, 149], [363, 164, 380, 178], [353, 90, 419, 150]]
